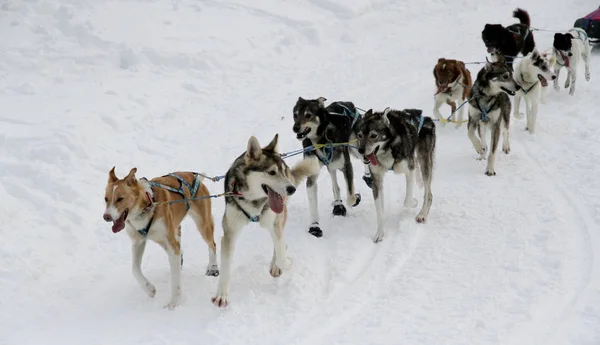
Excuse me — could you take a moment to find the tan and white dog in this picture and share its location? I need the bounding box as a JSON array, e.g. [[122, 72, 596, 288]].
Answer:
[[211, 134, 320, 308], [103, 167, 218, 309], [433, 58, 472, 127]]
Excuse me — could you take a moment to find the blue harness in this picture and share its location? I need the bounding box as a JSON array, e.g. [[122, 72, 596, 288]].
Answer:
[[137, 173, 202, 235]]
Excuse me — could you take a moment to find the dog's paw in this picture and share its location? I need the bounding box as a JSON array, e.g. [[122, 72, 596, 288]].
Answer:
[[332, 203, 347, 217], [514, 112, 524, 120], [269, 262, 282, 277], [143, 282, 156, 298], [503, 146, 510, 154], [309, 223, 323, 238], [206, 265, 220, 277], [211, 294, 229, 308], [404, 197, 418, 208], [373, 230, 385, 243], [553, 84, 560, 92], [362, 175, 373, 189], [164, 299, 180, 310], [485, 169, 496, 176], [586, 72, 591, 81], [415, 213, 427, 223]]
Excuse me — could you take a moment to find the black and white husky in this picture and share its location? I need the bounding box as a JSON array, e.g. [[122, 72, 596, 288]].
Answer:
[[292, 96, 370, 238], [552, 27, 592, 95], [467, 59, 520, 176], [356, 107, 436, 243]]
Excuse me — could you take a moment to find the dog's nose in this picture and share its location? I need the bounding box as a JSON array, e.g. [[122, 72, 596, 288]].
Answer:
[[292, 125, 300, 133], [568, 52, 573, 57], [551, 75, 557, 80], [358, 147, 365, 155], [515, 84, 522, 90], [286, 186, 296, 195], [103, 213, 112, 222]]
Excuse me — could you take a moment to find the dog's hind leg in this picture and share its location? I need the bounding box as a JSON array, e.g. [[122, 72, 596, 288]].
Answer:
[[212, 211, 244, 308], [306, 174, 322, 237], [415, 147, 434, 223], [165, 226, 183, 309], [485, 122, 502, 176], [329, 167, 346, 217], [584, 45, 591, 81], [190, 208, 219, 277], [132, 239, 156, 298], [342, 151, 360, 208]]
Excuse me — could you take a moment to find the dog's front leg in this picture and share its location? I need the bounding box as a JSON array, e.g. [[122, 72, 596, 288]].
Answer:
[[567, 67, 577, 95], [432, 96, 444, 121], [132, 239, 156, 298], [371, 171, 386, 243], [212, 211, 244, 308], [584, 49, 591, 81], [455, 100, 466, 128], [306, 173, 322, 237], [553, 66, 561, 91], [526, 94, 538, 134], [328, 167, 346, 217], [513, 92, 523, 120], [485, 123, 501, 176], [264, 213, 291, 278], [467, 116, 485, 159]]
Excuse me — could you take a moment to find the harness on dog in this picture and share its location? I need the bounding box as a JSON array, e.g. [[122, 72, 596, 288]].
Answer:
[[329, 104, 360, 129], [230, 180, 260, 222], [134, 173, 202, 236], [517, 73, 538, 94], [475, 96, 493, 122], [507, 26, 531, 42], [144, 173, 203, 212], [410, 115, 425, 134]]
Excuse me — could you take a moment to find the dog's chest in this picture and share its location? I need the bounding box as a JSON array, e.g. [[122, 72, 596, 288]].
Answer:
[[469, 102, 501, 123]]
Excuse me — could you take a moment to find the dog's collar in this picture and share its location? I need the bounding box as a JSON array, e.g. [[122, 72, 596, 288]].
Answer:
[[516, 73, 538, 94], [141, 191, 154, 214]]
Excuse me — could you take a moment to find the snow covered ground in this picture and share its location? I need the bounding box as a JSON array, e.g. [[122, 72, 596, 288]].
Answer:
[[1, 0, 599, 344]]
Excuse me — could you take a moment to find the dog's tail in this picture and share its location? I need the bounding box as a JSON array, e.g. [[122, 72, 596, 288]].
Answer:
[[290, 156, 320, 186], [513, 8, 530, 27]]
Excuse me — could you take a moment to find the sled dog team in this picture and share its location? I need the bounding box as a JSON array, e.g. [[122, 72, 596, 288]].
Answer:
[[102, 8, 592, 309]]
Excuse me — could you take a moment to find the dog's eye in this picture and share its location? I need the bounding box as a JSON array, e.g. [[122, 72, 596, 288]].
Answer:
[[104, 197, 108, 202], [369, 134, 377, 139], [357, 132, 363, 139], [305, 113, 312, 119], [293, 113, 298, 119], [268, 171, 276, 176], [116, 197, 123, 202]]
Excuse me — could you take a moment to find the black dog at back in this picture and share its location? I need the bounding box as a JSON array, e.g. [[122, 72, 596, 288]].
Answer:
[[481, 8, 536, 69]]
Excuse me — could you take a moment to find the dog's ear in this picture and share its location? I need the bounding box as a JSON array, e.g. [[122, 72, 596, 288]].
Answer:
[[108, 166, 118, 183], [297, 96, 305, 102], [246, 136, 262, 161], [381, 107, 391, 127], [263, 133, 279, 152], [124, 167, 138, 186], [531, 49, 539, 59], [365, 108, 373, 116], [317, 97, 327, 107]]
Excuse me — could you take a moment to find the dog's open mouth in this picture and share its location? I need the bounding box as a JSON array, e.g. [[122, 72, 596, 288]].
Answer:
[[487, 47, 494, 53], [296, 127, 311, 140], [364, 146, 380, 166], [501, 87, 516, 96], [112, 209, 128, 233], [262, 184, 284, 214], [561, 54, 570, 67], [537, 74, 548, 87]]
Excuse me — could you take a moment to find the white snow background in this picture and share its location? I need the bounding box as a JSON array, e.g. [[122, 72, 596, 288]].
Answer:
[[1, 0, 599, 344]]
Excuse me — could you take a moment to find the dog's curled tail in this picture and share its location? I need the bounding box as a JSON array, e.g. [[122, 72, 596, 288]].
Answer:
[[513, 8, 530, 27], [290, 156, 320, 186]]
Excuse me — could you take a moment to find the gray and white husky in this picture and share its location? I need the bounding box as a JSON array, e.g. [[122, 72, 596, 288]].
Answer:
[[356, 107, 436, 243], [211, 134, 320, 308], [467, 58, 520, 176], [292, 96, 370, 238]]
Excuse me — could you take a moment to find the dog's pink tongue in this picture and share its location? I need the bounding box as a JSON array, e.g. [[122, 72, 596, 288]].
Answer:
[[564, 55, 570, 67], [366, 153, 378, 166], [267, 187, 284, 214], [112, 220, 125, 233], [487, 47, 493, 53]]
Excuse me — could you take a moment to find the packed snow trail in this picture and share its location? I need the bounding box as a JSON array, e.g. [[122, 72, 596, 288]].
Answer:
[[0, 0, 599, 344]]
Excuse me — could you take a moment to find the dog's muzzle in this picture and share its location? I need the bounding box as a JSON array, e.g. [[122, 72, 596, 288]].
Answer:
[[293, 124, 300, 133], [103, 213, 112, 222], [286, 186, 296, 195]]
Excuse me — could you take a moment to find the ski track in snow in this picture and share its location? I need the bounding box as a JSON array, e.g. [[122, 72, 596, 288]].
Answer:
[[1, 0, 599, 344]]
